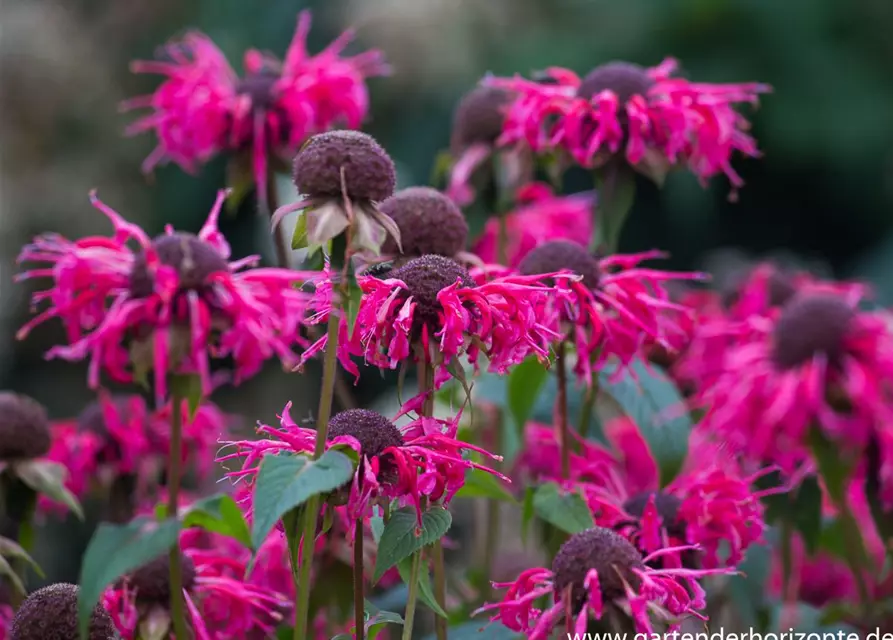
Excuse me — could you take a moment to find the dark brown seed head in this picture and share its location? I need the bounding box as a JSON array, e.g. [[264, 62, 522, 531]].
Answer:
[[129, 233, 229, 299], [623, 491, 686, 540], [292, 130, 396, 202], [518, 240, 601, 290], [551, 527, 645, 612], [127, 553, 196, 605], [0, 392, 50, 461], [236, 70, 279, 110], [11, 583, 116, 640], [379, 187, 469, 258], [577, 61, 654, 103], [771, 294, 855, 371], [451, 85, 511, 151], [721, 265, 797, 310], [391, 255, 475, 335], [326, 409, 405, 459]]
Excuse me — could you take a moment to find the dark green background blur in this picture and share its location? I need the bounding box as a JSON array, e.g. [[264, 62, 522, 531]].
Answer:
[[2, 0, 893, 426]]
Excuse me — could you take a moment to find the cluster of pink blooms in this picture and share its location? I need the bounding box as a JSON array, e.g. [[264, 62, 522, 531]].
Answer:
[[220, 405, 507, 523], [16, 189, 331, 404], [123, 10, 388, 208], [40, 393, 228, 514], [486, 58, 770, 194]]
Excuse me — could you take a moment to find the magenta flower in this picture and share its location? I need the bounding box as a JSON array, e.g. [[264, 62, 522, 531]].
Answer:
[[123, 10, 388, 209], [697, 290, 893, 495], [447, 85, 531, 206], [473, 183, 594, 268], [349, 254, 561, 380], [487, 59, 770, 195], [474, 526, 731, 637], [518, 240, 704, 386], [42, 393, 230, 516], [103, 529, 290, 640], [16, 190, 324, 403], [221, 407, 507, 522]]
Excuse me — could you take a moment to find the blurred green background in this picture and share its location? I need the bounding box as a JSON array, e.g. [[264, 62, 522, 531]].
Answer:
[[2, 0, 893, 460]]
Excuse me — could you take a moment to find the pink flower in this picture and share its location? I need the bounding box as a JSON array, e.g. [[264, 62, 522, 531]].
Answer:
[[697, 290, 893, 494], [674, 264, 868, 393], [41, 393, 230, 516], [474, 526, 731, 638], [520, 417, 777, 570], [447, 85, 532, 206], [104, 528, 290, 640], [517, 241, 705, 386], [220, 407, 507, 523], [486, 59, 770, 195], [348, 254, 561, 380], [123, 10, 388, 209], [0, 604, 11, 640], [473, 183, 594, 268], [16, 189, 325, 403]]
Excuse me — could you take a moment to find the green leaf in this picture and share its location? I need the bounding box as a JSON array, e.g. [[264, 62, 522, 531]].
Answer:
[[592, 161, 636, 253], [808, 428, 855, 504], [791, 475, 823, 554], [370, 513, 385, 544], [727, 542, 772, 629], [597, 359, 691, 487], [373, 506, 452, 583], [506, 356, 549, 432], [291, 210, 309, 250], [397, 556, 447, 618], [0, 536, 44, 578], [346, 284, 364, 336], [182, 493, 251, 548], [454, 468, 515, 503], [250, 450, 354, 549], [225, 152, 254, 215], [16, 459, 83, 520], [170, 374, 203, 421], [532, 483, 594, 534], [78, 517, 181, 638]]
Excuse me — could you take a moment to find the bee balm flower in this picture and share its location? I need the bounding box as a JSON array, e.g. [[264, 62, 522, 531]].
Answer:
[[488, 59, 770, 196], [16, 190, 323, 403], [474, 526, 730, 638], [123, 10, 388, 210], [12, 583, 116, 640]]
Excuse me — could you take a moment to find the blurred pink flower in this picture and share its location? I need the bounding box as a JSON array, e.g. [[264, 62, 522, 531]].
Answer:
[[518, 241, 704, 386], [347, 254, 561, 380], [487, 59, 770, 196], [221, 406, 507, 524], [473, 183, 594, 268], [41, 393, 230, 515], [697, 290, 893, 495], [123, 10, 388, 209], [474, 526, 731, 638], [16, 190, 325, 403]]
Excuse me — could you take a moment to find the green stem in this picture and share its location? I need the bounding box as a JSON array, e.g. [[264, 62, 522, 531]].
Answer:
[[556, 342, 570, 478], [417, 358, 448, 640], [497, 214, 509, 267], [401, 551, 423, 640], [4, 480, 36, 609], [578, 383, 597, 439], [779, 519, 793, 604], [168, 392, 190, 640], [264, 170, 291, 269], [293, 307, 342, 640], [481, 408, 502, 604], [592, 160, 635, 254], [354, 517, 365, 640]]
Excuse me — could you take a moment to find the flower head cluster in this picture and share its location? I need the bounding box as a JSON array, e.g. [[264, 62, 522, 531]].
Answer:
[[474, 183, 594, 268], [518, 240, 704, 385], [519, 417, 777, 569], [221, 406, 507, 522], [698, 290, 893, 499], [16, 190, 325, 403], [486, 59, 770, 194], [474, 526, 731, 638], [103, 528, 290, 640], [12, 583, 116, 640], [349, 254, 562, 378], [42, 393, 229, 514], [124, 10, 388, 208]]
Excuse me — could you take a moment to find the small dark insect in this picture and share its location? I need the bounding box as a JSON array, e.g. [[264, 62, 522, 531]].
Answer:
[[363, 262, 394, 278]]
